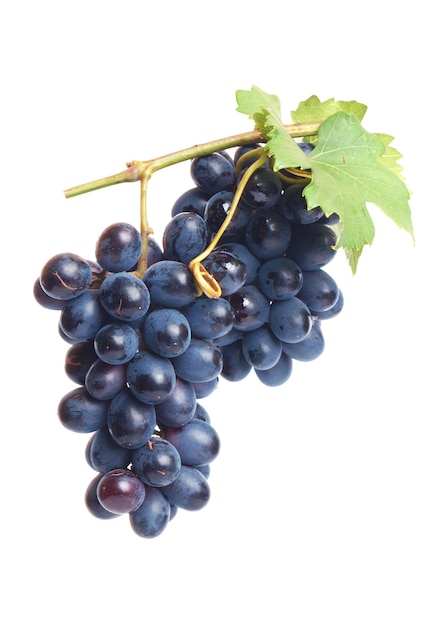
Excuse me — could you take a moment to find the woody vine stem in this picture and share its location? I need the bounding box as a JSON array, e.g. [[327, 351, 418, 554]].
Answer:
[[64, 121, 321, 295]]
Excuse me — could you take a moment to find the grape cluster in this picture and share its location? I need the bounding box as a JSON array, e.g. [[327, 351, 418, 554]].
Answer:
[[34, 143, 343, 538]]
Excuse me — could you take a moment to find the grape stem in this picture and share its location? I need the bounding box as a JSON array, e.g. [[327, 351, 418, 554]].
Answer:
[[138, 170, 153, 277], [63, 120, 321, 287], [63, 122, 321, 199]]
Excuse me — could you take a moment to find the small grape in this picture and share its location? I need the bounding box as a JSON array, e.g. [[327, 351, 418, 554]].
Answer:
[[126, 350, 176, 405], [202, 250, 247, 296], [97, 469, 146, 515], [190, 152, 236, 194], [39, 252, 92, 300], [99, 273, 151, 321], [85, 473, 121, 520], [58, 387, 109, 433], [287, 223, 338, 270], [240, 166, 283, 209], [161, 465, 210, 511], [298, 269, 339, 313], [245, 209, 291, 260], [254, 352, 293, 387], [142, 260, 197, 308], [164, 419, 220, 467], [154, 377, 197, 428], [85, 359, 127, 401], [171, 187, 210, 218], [95, 222, 142, 272], [131, 436, 181, 487], [94, 323, 139, 365], [172, 338, 223, 384], [59, 290, 107, 341], [228, 285, 271, 332], [107, 388, 156, 449], [269, 297, 313, 344], [86, 427, 132, 474], [142, 308, 191, 357], [162, 211, 209, 264], [129, 487, 171, 538], [65, 341, 97, 385]]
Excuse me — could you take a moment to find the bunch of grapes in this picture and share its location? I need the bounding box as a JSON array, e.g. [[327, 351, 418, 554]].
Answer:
[[34, 144, 343, 538]]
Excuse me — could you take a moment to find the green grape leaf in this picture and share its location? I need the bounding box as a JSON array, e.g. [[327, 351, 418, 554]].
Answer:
[[253, 107, 312, 170], [291, 95, 368, 143], [304, 111, 414, 272], [236, 85, 311, 170], [375, 133, 405, 178], [236, 85, 282, 119]]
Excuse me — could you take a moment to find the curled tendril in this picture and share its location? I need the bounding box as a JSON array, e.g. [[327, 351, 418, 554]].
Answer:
[[189, 261, 222, 298], [187, 150, 267, 298]]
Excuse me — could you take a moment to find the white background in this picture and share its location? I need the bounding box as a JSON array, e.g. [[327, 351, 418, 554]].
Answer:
[[1, 2, 438, 625]]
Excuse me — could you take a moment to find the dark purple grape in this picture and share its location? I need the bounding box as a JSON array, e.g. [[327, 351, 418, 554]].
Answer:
[[154, 377, 197, 428], [278, 183, 324, 224], [99, 273, 151, 321], [97, 469, 146, 515], [202, 250, 247, 296], [95, 222, 142, 272], [172, 338, 223, 384], [282, 321, 325, 361], [240, 166, 283, 209], [94, 322, 139, 365], [212, 327, 243, 347], [190, 152, 236, 194], [254, 351, 293, 387], [310, 290, 344, 320], [107, 388, 156, 449], [142, 260, 197, 308], [219, 340, 252, 382], [269, 297, 313, 343], [216, 242, 261, 285], [161, 465, 210, 511], [257, 256, 303, 300], [181, 295, 234, 340], [192, 403, 211, 423], [146, 236, 164, 267], [86, 427, 132, 473], [297, 141, 315, 155], [59, 289, 108, 341], [84, 359, 127, 401], [204, 191, 252, 236], [142, 308, 191, 358], [192, 377, 219, 399], [39, 253, 92, 300], [164, 419, 220, 467], [171, 187, 210, 218], [85, 473, 121, 520], [33, 278, 66, 310], [241, 324, 282, 370], [244, 209, 291, 260], [286, 223, 338, 270], [129, 486, 171, 538], [126, 350, 176, 405], [57, 386, 109, 433], [297, 269, 339, 313], [131, 436, 181, 487], [65, 341, 97, 384], [228, 285, 270, 332], [162, 211, 209, 264]]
